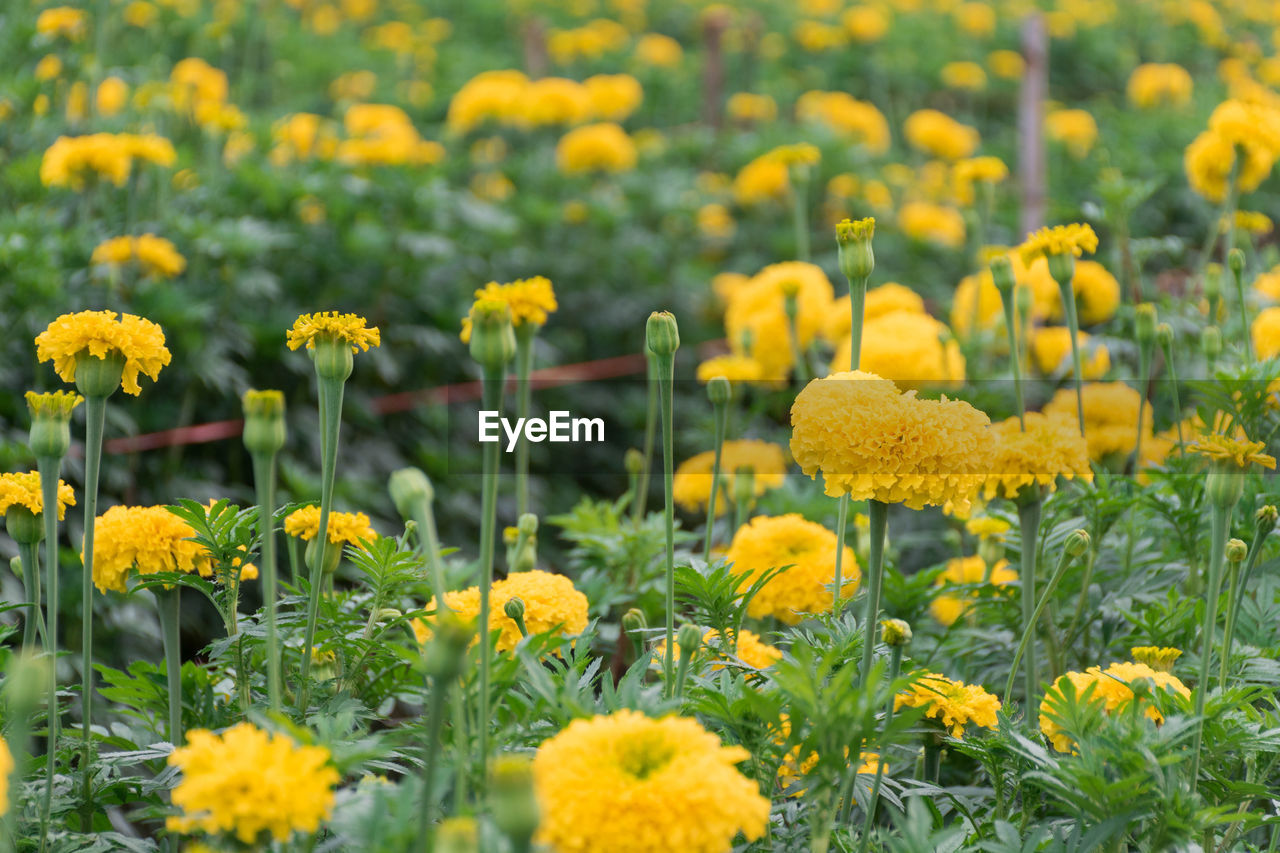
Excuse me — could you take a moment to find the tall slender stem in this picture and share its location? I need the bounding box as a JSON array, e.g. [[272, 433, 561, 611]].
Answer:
[[633, 354, 657, 525], [1190, 501, 1231, 788], [18, 541, 44, 650], [78, 394, 107, 830], [832, 494, 850, 613], [36, 455, 63, 849], [848, 278, 868, 372], [155, 588, 183, 743], [1219, 559, 1241, 691], [858, 501, 888, 682], [476, 366, 505, 783], [858, 644, 903, 853], [1058, 276, 1086, 436], [1005, 530, 1077, 705], [415, 678, 450, 853], [791, 174, 810, 262], [656, 353, 677, 697], [704, 397, 728, 563], [251, 454, 282, 714], [298, 377, 344, 712], [1017, 499, 1042, 707], [513, 325, 535, 518]]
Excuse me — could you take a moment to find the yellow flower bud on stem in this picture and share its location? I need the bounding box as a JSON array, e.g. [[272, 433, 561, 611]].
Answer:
[[1003, 527, 1087, 706], [1204, 265, 1223, 326], [243, 389, 286, 714], [646, 311, 680, 698], [507, 513, 538, 573], [1222, 510, 1275, 691], [704, 378, 731, 562]]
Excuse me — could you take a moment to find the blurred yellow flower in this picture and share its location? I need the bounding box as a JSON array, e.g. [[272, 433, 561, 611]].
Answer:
[[583, 73, 643, 121], [1127, 63, 1193, 108], [797, 91, 890, 153], [941, 61, 987, 92], [987, 49, 1025, 79], [37, 6, 88, 40], [1030, 327, 1110, 378], [725, 514, 858, 623], [904, 109, 979, 160], [555, 122, 637, 174], [634, 33, 683, 67], [898, 201, 966, 248], [1046, 108, 1098, 158], [91, 234, 187, 279], [930, 555, 1016, 626], [726, 92, 777, 124], [673, 439, 788, 514], [831, 310, 965, 389]]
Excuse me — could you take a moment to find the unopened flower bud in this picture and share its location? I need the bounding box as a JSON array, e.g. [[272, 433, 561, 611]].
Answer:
[[26, 390, 81, 460], [504, 596, 526, 624], [625, 448, 644, 476], [518, 513, 538, 536], [1135, 303, 1157, 348], [388, 467, 433, 521], [707, 376, 731, 406], [242, 389, 286, 457], [375, 608, 402, 622], [621, 608, 646, 634], [469, 298, 516, 370], [1065, 528, 1090, 557], [835, 217, 875, 281], [1202, 326, 1222, 360], [1155, 323, 1174, 349], [1228, 247, 1245, 276], [989, 255, 1016, 296], [424, 612, 475, 682], [677, 623, 703, 657], [1225, 538, 1248, 563], [880, 618, 912, 646], [1204, 265, 1223, 319], [1255, 504, 1278, 535], [1206, 468, 1244, 509], [1014, 283, 1035, 322], [305, 535, 342, 577], [490, 754, 540, 845], [645, 311, 680, 358]]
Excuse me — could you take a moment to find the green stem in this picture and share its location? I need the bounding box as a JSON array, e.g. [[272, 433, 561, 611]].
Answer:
[[1232, 530, 1268, 616], [633, 354, 657, 526], [1232, 260, 1252, 361], [999, 286, 1025, 428], [858, 501, 888, 683], [1133, 347, 1152, 473], [1219, 560, 1241, 690], [791, 173, 810, 262], [785, 294, 808, 384], [78, 394, 107, 831], [656, 352, 677, 697], [1190, 501, 1232, 788], [1016, 499, 1042, 708], [704, 397, 728, 563], [36, 455, 63, 851], [155, 588, 183, 743], [832, 494, 850, 613], [514, 325, 536, 518], [848, 276, 868, 372], [1162, 339, 1185, 447], [924, 740, 942, 785], [1004, 530, 1076, 706], [298, 376, 345, 713], [857, 644, 903, 853], [251, 453, 282, 714], [673, 644, 694, 700], [476, 366, 505, 786], [18, 541, 44, 650], [1058, 275, 1086, 436], [415, 677, 451, 853]]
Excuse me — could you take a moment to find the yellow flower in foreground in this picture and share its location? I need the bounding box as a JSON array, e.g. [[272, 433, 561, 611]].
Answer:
[[672, 439, 788, 515], [555, 123, 637, 174], [1039, 661, 1190, 752], [895, 672, 1000, 738], [283, 506, 378, 547], [286, 312, 380, 353], [790, 371, 994, 512], [36, 310, 171, 396], [167, 723, 338, 844], [725, 514, 858, 624], [415, 569, 588, 653], [533, 710, 768, 853], [1019, 223, 1098, 266], [88, 505, 213, 593], [930, 555, 1017, 626], [459, 277, 557, 343], [0, 471, 76, 520], [91, 234, 187, 278], [1187, 433, 1276, 471], [984, 413, 1093, 501]]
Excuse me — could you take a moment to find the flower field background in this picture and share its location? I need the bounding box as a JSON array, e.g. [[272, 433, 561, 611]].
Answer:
[[3, 0, 1280, 851]]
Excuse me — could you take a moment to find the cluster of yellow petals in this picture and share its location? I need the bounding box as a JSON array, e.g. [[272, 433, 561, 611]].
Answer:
[[459, 277, 558, 343], [830, 310, 965, 389], [88, 505, 215, 593], [36, 310, 171, 396], [725, 514, 858, 624], [0, 471, 76, 520], [695, 354, 765, 386], [36, 6, 89, 40], [1039, 661, 1190, 752], [1031, 327, 1110, 378], [91, 234, 187, 278], [796, 91, 890, 154], [903, 109, 980, 161], [1127, 63, 1193, 108], [1042, 382, 1148, 463], [532, 710, 769, 853], [828, 282, 925, 340], [283, 506, 378, 547], [672, 439, 788, 515], [167, 723, 338, 843], [984, 413, 1094, 501], [41, 133, 176, 189], [1019, 223, 1099, 265], [1130, 646, 1183, 672], [1187, 433, 1277, 471], [929, 555, 1018, 627], [25, 390, 83, 420], [790, 371, 994, 513], [286, 312, 381, 353], [895, 672, 1001, 738], [897, 201, 967, 248], [414, 569, 588, 653], [446, 69, 645, 134], [555, 122, 637, 174], [724, 261, 834, 379]]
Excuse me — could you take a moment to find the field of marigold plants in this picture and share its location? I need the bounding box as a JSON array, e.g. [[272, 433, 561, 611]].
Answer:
[[4, 0, 1280, 851]]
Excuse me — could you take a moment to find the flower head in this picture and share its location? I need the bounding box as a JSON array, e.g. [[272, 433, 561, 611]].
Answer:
[[929, 555, 1017, 626], [830, 310, 965, 389], [25, 390, 83, 420], [0, 471, 75, 520], [35, 310, 170, 396], [725, 514, 858, 624], [91, 234, 186, 278], [415, 569, 588, 653], [895, 672, 1001, 738], [283, 506, 378, 547], [459, 277, 557, 343], [695, 354, 765, 386], [533, 710, 769, 853], [88, 505, 215, 593], [983, 413, 1093, 501], [1019, 223, 1098, 266], [672, 440, 787, 515], [556, 123, 637, 174], [1130, 646, 1182, 672], [167, 722, 338, 844], [1039, 661, 1190, 752], [1188, 433, 1276, 471], [286, 312, 380, 353]]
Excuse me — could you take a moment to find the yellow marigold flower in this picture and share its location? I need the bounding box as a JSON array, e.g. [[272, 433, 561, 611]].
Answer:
[[1019, 223, 1098, 265], [697, 203, 735, 241], [1185, 128, 1275, 203], [518, 77, 592, 127], [725, 514, 858, 624], [1256, 266, 1280, 303], [446, 69, 529, 134], [725, 261, 834, 379], [769, 142, 820, 168], [1039, 662, 1190, 752], [1208, 99, 1280, 158], [941, 61, 987, 92], [930, 555, 1017, 626], [952, 156, 1008, 205], [1042, 382, 1146, 463], [1031, 327, 1110, 378], [91, 234, 186, 278], [283, 506, 378, 547], [1045, 108, 1098, 158], [414, 569, 588, 653], [1187, 433, 1276, 471], [36, 54, 64, 82], [655, 628, 783, 671], [1127, 63, 1193, 109], [40, 133, 175, 189], [897, 201, 966, 248], [827, 282, 925, 341], [555, 122, 637, 175], [831, 310, 965, 390], [0, 471, 75, 520], [673, 439, 788, 514], [696, 354, 763, 385], [796, 91, 890, 154], [987, 49, 1025, 79], [533, 710, 768, 853], [983, 413, 1094, 501], [123, 1, 157, 27], [1130, 646, 1182, 672], [904, 109, 979, 161], [36, 310, 170, 396], [286, 312, 380, 353], [1233, 210, 1273, 235], [1035, 258, 1119, 326], [711, 271, 751, 306], [732, 154, 789, 206], [88, 505, 214, 593], [954, 2, 995, 37], [726, 93, 777, 124], [37, 6, 89, 40], [634, 33, 683, 67], [965, 516, 1010, 539], [841, 5, 889, 42], [459, 277, 557, 343], [0, 736, 9, 816], [583, 74, 643, 122], [96, 77, 129, 117], [167, 722, 338, 843], [895, 672, 1001, 738]]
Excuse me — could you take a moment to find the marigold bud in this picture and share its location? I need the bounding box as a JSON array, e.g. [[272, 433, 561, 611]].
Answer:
[[677, 623, 703, 656], [1225, 538, 1248, 563], [1014, 283, 1035, 321], [490, 754, 539, 844], [437, 817, 480, 853], [1065, 528, 1090, 557], [1228, 247, 1244, 276], [504, 596, 526, 623], [624, 448, 644, 476], [1255, 504, 1278, 535], [242, 389, 286, 457], [5, 507, 43, 546], [311, 335, 354, 382], [621, 608, 646, 634], [880, 618, 912, 646], [1202, 326, 1222, 360], [1135, 303, 1157, 348], [425, 612, 475, 682], [1155, 323, 1174, 349], [1204, 263, 1223, 304], [26, 390, 81, 460], [645, 311, 680, 358], [1206, 468, 1244, 509], [517, 513, 538, 536], [469, 298, 516, 369], [388, 467, 433, 520], [835, 217, 875, 281], [707, 376, 731, 406], [989, 255, 1016, 295]]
